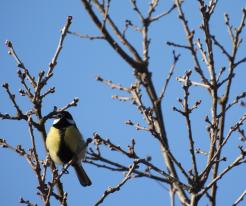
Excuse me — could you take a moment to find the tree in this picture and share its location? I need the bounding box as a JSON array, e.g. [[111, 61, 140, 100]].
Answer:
[[0, 1, 245, 206]]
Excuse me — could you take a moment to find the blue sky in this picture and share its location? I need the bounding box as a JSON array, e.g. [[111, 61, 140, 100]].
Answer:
[[0, 1, 245, 206]]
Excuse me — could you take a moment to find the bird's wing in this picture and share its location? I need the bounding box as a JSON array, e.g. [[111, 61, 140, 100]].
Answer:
[[64, 125, 86, 160]]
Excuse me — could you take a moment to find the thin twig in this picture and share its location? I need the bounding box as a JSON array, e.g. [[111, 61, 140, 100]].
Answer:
[[200, 113, 246, 180], [46, 159, 73, 205], [96, 76, 130, 92], [19, 197, 37, 206], [232, 189, 246, 206], [176, 77, 210, 88], [47, 16, 73, 75], [211, 35, 231, 60], [86, 152, 169, 183], [81, 0, 144, 71], [159, 51, 180, 101], [0, 138, 33, 167], [130, 0, 145, 21], [175, 0, 210, 86], [5, 41, 37, 88], [2, 83, 25, 119], [68, 31, 105, 40], [151, 4, 176, 22], [94, 160, 139, 206], [92, 0, 143, 64], [199, 153, 245, 197], [166, 41, 191, 50]]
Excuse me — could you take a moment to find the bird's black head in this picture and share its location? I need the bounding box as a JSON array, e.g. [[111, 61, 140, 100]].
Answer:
[[56, 111, 73, 119], [52, 111, 75, 128]]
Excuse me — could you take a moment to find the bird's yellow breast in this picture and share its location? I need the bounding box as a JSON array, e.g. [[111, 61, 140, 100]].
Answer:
[[46, 126, 86, 164], [46, 127, 63, 164]]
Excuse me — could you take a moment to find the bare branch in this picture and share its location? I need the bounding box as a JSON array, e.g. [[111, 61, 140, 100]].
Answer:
[[17, 70, 34, 99], [96, 76, 130, 92], [122, 20, 142, 38], [93, 133, 138, 159], [166, 41, 191, 50], [208, 0, 219, 16], [199, 152, 245, 197], [200, 113, 246, 179], [19, 197, 37, 206], [159, 51, 181, 101], [216, 67, 226, 82], [151, 4, 177, 22], [88, 133, 190, 188], [47, 16, 72, 75], [5, 41, 37, 88], [225, 91, 246, 112], [174, 0, 210, 86], [68, 31, 105, 40], [40, 87, 55, 99], [175, 71, 199, 177], [198, 0, 217, 84], [85, 156, 168, 183], [195, 38, 210, 67], [92, 0, 143, 63], [46, 159, 74, 204], [234, 56, 246, 68], [125, 120, 151, 132], [0, 138, 33, 167], [211, 35, 231, 60], [224, 13, 235, 42], [80, 0, 144, 71], [176, 77, 210, 89], [232, 189, 246, 206], [147, 0, 160, 19], [130, 0, 145, 21], [94, 160, 139, 206], [1, 83, 27, 120]]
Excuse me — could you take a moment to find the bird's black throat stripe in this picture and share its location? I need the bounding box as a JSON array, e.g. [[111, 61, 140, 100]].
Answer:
[[57, 128, 74, 164]]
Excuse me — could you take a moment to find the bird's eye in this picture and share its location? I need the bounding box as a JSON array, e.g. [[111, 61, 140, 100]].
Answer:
[[57, 113, 63, 118]]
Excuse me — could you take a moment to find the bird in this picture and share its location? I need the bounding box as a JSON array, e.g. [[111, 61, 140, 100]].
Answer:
[[46, 111, 92, 186]]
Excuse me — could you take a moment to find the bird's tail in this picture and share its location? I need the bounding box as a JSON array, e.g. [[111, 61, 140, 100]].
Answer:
[[73, 163, 92, 187]]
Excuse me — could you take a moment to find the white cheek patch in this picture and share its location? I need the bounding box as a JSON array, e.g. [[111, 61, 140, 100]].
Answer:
[[67, 119, 75, 125], [53, 118, 60, 125]]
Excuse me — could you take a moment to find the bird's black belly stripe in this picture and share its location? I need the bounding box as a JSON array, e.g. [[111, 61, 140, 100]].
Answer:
[[57, 128, 74, 164]]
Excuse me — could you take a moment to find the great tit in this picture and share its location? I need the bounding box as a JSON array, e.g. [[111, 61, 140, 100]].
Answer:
[[46, 111, 92, 186]]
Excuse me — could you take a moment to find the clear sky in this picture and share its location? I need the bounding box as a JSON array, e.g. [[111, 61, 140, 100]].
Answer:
[[0, 1, 245, 206]]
